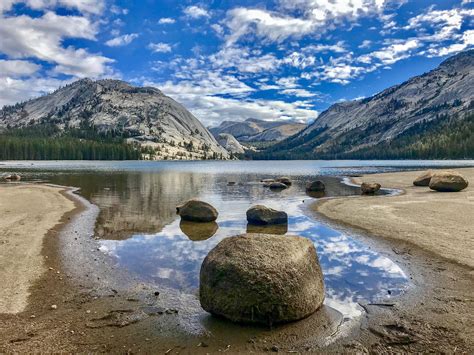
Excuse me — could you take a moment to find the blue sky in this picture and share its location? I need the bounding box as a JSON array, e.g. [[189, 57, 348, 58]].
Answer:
[[0, 0, 473, 127]]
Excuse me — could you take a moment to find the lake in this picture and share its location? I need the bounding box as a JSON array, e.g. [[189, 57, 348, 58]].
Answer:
[[2, 159, 473, 319]]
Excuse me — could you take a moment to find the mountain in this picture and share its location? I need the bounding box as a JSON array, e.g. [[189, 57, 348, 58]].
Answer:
[[0, 79, 228, 160], [209, 118, 306, 143], [215, 133, 245, 154], [257, 50, 474, 159]]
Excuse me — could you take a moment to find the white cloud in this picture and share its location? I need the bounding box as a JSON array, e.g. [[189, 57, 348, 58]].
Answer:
[[0, 76, 71, 107], [0, 59, 40, 77], [358, 39, 420, 65], [302, 41, 347, 53], [158, 17, 175, 24], [281, 88, 318, 98], [105, 33, 139, 47], [1, 0, 106, 15], [183, 5, 209, 19], [224, 1, 390, 45], [0, 11, 114, 77], [148, 42, 172, 53]]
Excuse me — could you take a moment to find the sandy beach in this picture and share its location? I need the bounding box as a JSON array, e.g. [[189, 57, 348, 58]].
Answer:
[[315, 168, 474, 267], [0, 184, 75, 314]]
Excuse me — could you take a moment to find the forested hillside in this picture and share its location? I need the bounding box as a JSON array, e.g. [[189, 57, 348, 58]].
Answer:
[[0, 124, 146, 160]]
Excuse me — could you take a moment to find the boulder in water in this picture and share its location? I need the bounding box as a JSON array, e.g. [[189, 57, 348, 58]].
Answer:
[[429, 171, 468, 192], [361, 182, 381, 194], [246, 205, 288, 225], [176, 199, 218, 222], [413, 171, 433, 186], [306, 180, 325, 192], [199, 234, 325, 324]]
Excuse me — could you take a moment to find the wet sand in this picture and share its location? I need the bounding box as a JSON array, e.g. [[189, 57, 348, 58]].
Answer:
[[0, 184, 75, 314], [315, 168, 474, 267]]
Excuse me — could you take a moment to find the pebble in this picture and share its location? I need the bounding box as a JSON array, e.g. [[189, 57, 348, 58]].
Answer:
[[86, 310, 91, 314], [30, 315, 36, 318], [51, 305, 57, 310]]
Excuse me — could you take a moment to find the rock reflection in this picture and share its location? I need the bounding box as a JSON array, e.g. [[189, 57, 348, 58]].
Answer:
[[180, 221, 218, 241], [246, 223, 288, 235], [306, 190, 326, 199]]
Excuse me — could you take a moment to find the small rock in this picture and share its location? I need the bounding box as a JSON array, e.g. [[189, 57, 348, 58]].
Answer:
[[197, 342, 209, 348], [51, 305, 57, 310], [246, 205, 288, 225], [271, 345, 279, 352], [361, 182, 381, 194], [86, 310, 91, 314], [227, 181, 236, 186], [154, 291, 160, 296], [30, 315, 36, 318], [176, 199, 218, 222]]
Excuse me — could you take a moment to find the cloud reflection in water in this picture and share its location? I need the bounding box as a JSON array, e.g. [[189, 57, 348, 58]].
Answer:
[[100, 185, 407, 319]]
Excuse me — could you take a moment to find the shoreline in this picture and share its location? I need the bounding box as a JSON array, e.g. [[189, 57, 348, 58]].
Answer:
[[313, 168, 474, 352], [1, 169, 473, 352]]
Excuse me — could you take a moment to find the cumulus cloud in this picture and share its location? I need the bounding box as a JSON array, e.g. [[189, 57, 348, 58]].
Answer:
[[0, 76, 71, 106], [105, 33, 139, 47], [0, 11, 113, 77], [183, 5, 209, 19], [148, 42, 172, 53], [0, 59, 40, 77], [158, 17, 175, 24]]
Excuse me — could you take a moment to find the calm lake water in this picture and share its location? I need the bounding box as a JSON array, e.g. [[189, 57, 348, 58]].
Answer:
[[2, 160, 474, 318]]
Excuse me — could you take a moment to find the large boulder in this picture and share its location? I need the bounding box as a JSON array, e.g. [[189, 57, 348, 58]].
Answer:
[[361, 182, 381, 194], [176, 199, 218, 222], [413, 171, 433, 186], [306, 180, 325, 192], [246, 205, 288, 225], [429, 171, 469, 192], [276, 177, 292, 186], [200, 234, 325, 324]]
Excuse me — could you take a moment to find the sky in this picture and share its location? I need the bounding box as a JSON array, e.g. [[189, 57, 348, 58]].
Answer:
[[0, 0, 473, 127]]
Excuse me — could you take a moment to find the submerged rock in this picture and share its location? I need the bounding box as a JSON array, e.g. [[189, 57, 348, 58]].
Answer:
[[413, 171, 433, 186], [246, 205, 288, 225], [429, 171, 468, 192], [176, 199, 218, 222], [276, 177, 292, 186], [269, 182, 288, 190], [199, 234, 325, 324], [361, 182, 381, 194], [306, 180, 325, 192]]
